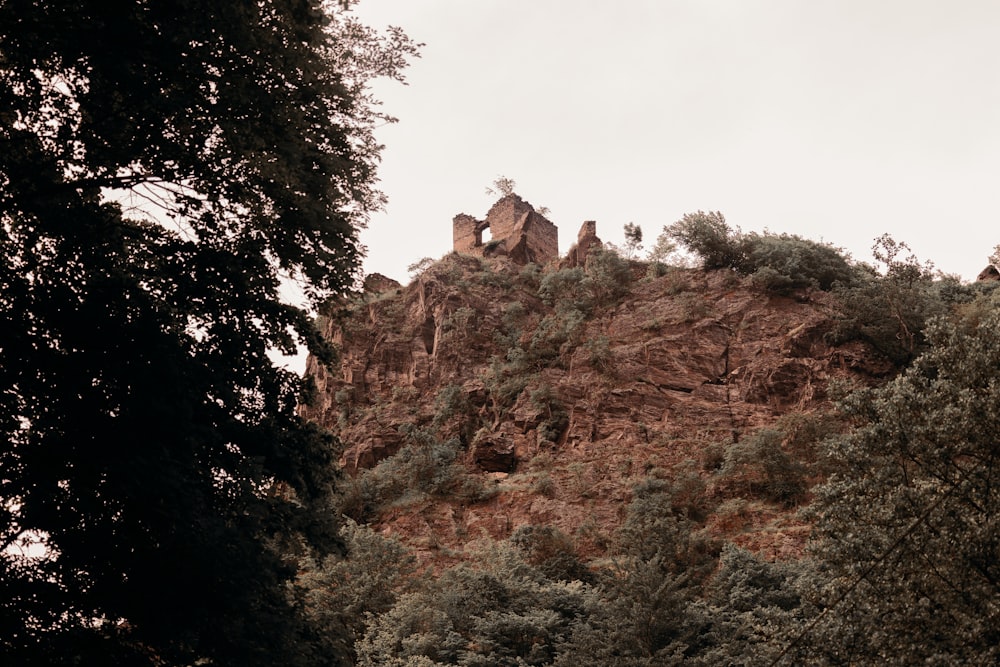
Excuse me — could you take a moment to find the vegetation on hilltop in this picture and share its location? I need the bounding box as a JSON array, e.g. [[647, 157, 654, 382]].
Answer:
[[303, 206, 1000, 664]]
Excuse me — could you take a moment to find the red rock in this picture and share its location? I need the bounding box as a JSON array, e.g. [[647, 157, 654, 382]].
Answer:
[[300, 252, 892, 564]]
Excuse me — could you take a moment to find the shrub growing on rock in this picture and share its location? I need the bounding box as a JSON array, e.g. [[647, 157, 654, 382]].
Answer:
[[745, 232, 855, 292], [664, 211, 854, 293], [666, 211, 750, 271]]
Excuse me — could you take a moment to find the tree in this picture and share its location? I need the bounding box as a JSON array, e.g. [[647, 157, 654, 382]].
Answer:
[[485, 175, 518, 197], [297, 520, 417, 663], [784, 306, 1000, 664], [0, 1, 417, 664], [646, 231, 678, 265], [988, 243, 1000, 270], [484, 175, 551, 215], [357, 542, 594, 666], [623, 222, 643, 259], [830, 234, 941, 365], [665, 211, 749, 271]]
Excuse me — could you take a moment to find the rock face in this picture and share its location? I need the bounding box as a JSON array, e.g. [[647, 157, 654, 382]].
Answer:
[[562, 221, 602, 268], [301, 255, 892, 563], [362, 272, 402, 294], [452, 194, 558, 265], [977, 264, 1000, 282]]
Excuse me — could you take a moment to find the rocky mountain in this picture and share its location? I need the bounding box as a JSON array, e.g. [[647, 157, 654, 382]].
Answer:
[[300, 201, 897, 569]]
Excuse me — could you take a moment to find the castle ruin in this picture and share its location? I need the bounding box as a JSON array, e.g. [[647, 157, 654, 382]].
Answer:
[[453, 194, 603, 267], [562, 220, 602, 268], [453, 194, 559, 265]]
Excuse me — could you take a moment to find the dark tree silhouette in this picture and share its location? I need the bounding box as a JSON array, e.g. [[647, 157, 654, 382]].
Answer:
[[0, 1, 416, 664]]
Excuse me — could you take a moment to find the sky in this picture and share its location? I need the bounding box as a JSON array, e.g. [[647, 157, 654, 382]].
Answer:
[[347, 0, 1000, 284]]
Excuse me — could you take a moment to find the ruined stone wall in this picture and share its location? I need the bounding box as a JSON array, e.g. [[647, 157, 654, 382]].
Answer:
[[483, 195, 533, 241], [562, 220, 602, 268], [453, 213, 486, 255], [452, 194, 559, 265]]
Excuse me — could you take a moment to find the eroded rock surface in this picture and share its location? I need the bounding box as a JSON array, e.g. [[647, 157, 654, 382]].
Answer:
[[301, 255, 890, 563]]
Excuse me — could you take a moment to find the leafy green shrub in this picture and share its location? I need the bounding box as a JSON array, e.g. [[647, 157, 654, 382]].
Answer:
[[473, 263, 513, 289], [344, 428, 492, 519], [950, 280, 1000, 332], [482, 354, 534, 423], [509, 525, 593, 583], [745, 232, 854, 292], [715, 428, 807, 506], [337, 474, 381, 524], [517, 262, 543, 289], [531, 472, 557, 498], [645, 260, 670, 280], [616, 478, 720, 577], [374, 439, 457, 502], [771, 409, 843, 467], [391, 385, 420, 403], [583, 334, 613, 372], [538, 267, 587, 310], [554, 480, 720, 665], [665, 211, 854, 293], [675, 291, 713, 321], [828, 234, 942, 365], [582, 247, 632, 306], [527, 310, 586, 367], [528, 385, 569, 444], [433, 384, 471, 426], [297, 520, 416, 658], [357, 545, 597, 666], [665, 210, 750, 271], [538, 249, 633, 314], [700, 442, 726, 472], [499, 299, 526, 331], [664, 461, 714, 522], [680, 546, 812, 665]]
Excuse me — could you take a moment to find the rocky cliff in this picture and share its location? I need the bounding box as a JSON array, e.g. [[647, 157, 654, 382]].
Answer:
[[301, 251, 892, 565]]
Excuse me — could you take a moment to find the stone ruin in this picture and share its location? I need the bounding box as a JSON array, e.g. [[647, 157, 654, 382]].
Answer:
[[562, 220, 602, 269], [452, 194, 603, 267], [453, 194, 558, 265]]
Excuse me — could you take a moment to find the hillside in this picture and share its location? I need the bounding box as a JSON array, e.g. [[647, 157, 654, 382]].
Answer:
[[300, 222, 892, 566], [297, 201, 1000, 664]]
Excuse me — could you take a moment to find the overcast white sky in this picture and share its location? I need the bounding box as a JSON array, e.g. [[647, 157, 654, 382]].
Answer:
[[348, 0, 1000, 284]]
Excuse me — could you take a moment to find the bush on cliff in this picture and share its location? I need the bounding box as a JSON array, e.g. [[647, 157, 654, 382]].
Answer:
[[664, 211, 854, 292]]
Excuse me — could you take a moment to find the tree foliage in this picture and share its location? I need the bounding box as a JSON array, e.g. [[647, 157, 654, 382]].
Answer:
[[829, 234, 947, 366], [789, 306, 1000, 664], [623, 222, 643, 259], [664, 211, 854, 292], [297, 520, 417, 663], [357, 543, 594, 666], [665, 211, 748, 271], [715, 428, 808, 507], [745, 232, 855, 292], [0, 1, 417, 664], [486, 175, 518, 198]]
